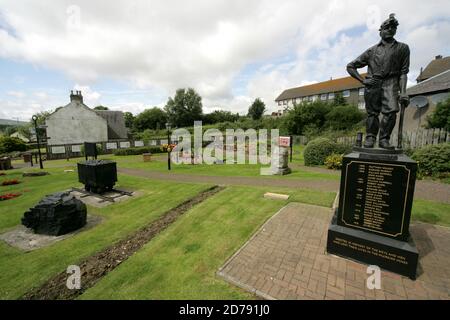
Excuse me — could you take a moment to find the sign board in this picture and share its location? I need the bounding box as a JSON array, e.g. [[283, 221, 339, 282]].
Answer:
[[279, 136, 291, 147], [134, 141, 144, 147], [71, 145, 82, 153], [120, 141, 131, 148], [106, 142, 117, 150], [51, 146, 66, 154], [160, 139, 168, 145]]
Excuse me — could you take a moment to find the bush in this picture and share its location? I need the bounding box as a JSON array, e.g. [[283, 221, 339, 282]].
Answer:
[[113, 146, 165, 156], [0, 136, 27, 154], [324, 153, 343, 170], [411, 143, 450, 176], [325, 105, 365, 131], [304, 138, 350, 166]]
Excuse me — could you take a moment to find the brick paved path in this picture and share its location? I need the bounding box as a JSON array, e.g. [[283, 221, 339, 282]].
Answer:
[[217, 202, 450, 300]]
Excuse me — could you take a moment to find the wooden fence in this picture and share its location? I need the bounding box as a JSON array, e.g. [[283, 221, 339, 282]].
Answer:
[[337, 128, 449, 149]]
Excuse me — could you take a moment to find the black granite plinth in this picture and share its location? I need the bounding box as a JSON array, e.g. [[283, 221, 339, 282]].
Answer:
[[327, 211, 418, 279], [22, 191, 87, 236], [327, 148, 419, 279]]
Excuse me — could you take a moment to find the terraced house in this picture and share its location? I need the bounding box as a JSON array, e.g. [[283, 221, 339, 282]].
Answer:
[[275, 74, 366, 110]]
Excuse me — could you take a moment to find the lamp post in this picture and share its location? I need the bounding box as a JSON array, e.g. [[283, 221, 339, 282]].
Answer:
[[32, 115, 44, 169], [166, 122, 171, 171]]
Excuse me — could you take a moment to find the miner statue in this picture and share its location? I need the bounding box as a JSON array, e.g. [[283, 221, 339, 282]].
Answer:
[[347, 13, 410, 149]]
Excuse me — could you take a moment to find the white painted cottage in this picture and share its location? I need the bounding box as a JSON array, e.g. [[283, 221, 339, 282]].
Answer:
[[46, 91, 127, 145]]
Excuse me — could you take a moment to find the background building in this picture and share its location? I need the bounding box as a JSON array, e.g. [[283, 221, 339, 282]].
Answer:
[[46, 91, 127, 145], [275, 74, 366, 110]]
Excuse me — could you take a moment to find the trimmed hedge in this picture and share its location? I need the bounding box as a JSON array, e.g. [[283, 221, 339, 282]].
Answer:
[[113, 146, 166, 156], [412, 143, 450, 176], [304, 138, 350, 166]]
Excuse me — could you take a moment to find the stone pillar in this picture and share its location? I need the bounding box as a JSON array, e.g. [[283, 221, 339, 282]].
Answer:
[[270, 147, 291, 175]]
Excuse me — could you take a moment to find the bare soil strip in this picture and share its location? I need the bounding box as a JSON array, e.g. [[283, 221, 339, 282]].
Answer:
[[21, 185, 224, 300]]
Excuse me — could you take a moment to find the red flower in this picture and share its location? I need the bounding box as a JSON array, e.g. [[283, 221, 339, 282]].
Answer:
[[1, 179, 20, 186], [0, 193, 21, 201]]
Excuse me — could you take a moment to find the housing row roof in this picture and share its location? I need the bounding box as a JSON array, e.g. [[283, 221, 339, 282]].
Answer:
[[275, 74, 366, 101], [416, 55, 450, 82], [407, 69, 450, 96]]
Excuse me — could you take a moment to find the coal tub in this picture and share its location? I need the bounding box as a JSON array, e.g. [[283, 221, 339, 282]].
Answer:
[[77, 160, 117, 194]]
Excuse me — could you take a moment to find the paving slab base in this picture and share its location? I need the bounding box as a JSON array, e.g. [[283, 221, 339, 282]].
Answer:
[[217, 202, 450, 300]]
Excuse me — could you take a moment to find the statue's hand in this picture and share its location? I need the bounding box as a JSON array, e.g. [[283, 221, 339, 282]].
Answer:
[[399, 94, 409, 107], [363, 78, 378, 87]]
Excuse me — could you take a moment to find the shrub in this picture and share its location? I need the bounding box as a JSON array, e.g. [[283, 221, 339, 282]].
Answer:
[[0, 136, 27, 154], [411, 143, 450, 176], [113, 146, 166, 156], [304, 138, 350, 166], [324, 153, 343, 170]]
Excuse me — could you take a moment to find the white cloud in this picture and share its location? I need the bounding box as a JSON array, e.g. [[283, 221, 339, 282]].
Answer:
[[0, 0, 449, 117], [7, 90, 25, 98], [73, 84, 101, 106]]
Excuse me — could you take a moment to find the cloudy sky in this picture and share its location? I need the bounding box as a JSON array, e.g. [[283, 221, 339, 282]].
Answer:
[[0, 0, 449, 121]]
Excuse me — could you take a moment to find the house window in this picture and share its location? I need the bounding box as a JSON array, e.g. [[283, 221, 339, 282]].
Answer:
[[312, 95, 318, 101], [283, 100, 287, 105], [302, 97, 308, 102], [308, 96, 313, 101], [292, 98, 296, 104], [328, 92, 335, 100], [342, 90, 350, 98], [278, 101, 282, 106], [359, 88, 364, 96], [358, 101, 366, 110], [320, 94, 327, 101]]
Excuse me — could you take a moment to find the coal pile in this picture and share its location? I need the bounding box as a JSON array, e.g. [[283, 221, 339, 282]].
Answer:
[[22, 192, 87, 236]]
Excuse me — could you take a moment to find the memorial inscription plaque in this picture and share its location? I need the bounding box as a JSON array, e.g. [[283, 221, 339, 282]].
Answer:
[[337, 155, 416, 241], [327, 150, 419, 279]]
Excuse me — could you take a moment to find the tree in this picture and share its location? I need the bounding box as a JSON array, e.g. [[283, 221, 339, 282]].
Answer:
[[94, 105, 109, 110], [282, 101, 332, 135], [426, 96, 450, 131], [203, 110, 239, 124], [164, 88, 203, 127], [0, 136, 27, 154], [332, 92, 347, 106], [31, 110, 52, 126], [247, 98, 266, 120], [123, 112, 135, 128], [134, 107, 167, 131], [325, 105, 365, 130]]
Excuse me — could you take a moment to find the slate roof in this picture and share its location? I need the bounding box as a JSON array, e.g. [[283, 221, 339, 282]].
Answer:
[[407, 69, 450, 96], [416, 56, 450, 82], [275, 74, 366, 101]]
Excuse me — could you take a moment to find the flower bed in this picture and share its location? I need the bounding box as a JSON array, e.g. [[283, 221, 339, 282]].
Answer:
[[0, 193, 21, 201], [1, 179, 20, 186]]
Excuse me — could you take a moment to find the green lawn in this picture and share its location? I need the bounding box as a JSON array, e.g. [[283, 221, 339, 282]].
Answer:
[[1, 152, 449, 300], [81, 186, 336, 299], [0, 168, 213, 299], [22, 144, 339, 181]]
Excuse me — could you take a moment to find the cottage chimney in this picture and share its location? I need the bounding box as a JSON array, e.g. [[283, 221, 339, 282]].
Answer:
[[435, 55, 443, 60], [70, 90, 83, 103]]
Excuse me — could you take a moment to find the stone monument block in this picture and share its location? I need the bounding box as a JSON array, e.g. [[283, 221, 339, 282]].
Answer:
[[327, 149, 419, 279]]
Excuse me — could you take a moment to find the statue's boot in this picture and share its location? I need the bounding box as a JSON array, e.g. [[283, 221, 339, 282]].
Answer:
[[379, 112, 397, 149]]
